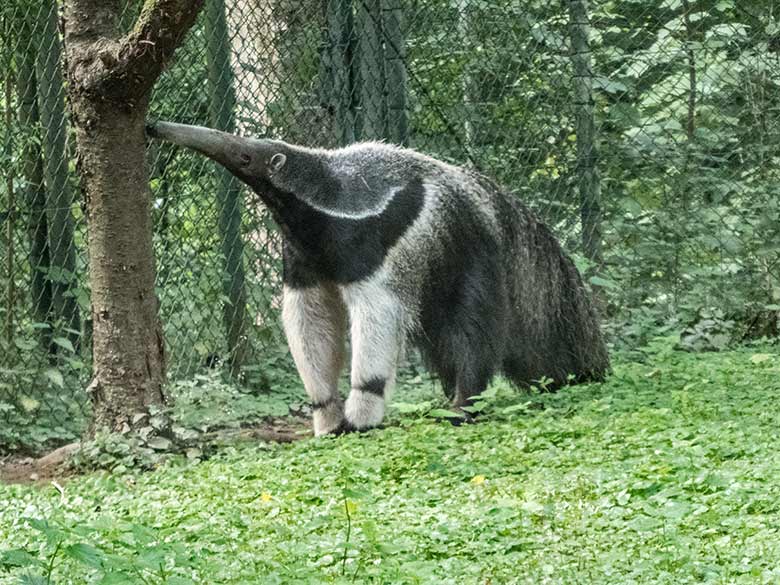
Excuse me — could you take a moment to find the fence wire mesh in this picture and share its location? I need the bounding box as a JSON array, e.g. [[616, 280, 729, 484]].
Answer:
[[1, 0, 779, 451]]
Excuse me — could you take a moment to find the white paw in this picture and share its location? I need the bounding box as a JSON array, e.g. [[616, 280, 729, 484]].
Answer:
[[344, 390, 385, 430], [313, 402, 344, 436]]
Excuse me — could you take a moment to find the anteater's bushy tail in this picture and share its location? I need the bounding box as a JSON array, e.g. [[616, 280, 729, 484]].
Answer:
[[499, 198, 609, 389]]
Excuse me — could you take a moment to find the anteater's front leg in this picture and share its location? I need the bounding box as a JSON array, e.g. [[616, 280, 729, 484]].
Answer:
[[282, 284, 347, 436], [341, 280, 405, 432]]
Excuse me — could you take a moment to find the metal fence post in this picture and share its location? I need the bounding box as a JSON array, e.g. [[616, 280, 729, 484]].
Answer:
[[206, 0, 251, 378]]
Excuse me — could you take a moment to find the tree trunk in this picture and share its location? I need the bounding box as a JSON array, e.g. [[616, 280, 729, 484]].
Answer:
[[226, 0, 280, 135], [322, 0, 358, 146], [153, 144, 176, 284], [3, 53, 14, 347], [457, 0, 474, 156], [17, 8, 54, 355], [352, 0, 407, 144], [679, 0, 697, 218], [62, 0, 205, 434], [681, 0, 697, 143], [381, 0, 408, 146], [567, 0, 603, 270], [205, 0, 250, 378], [78, 107, 167, 429], [36, 0, 81, 349], [357, 0, 386, 140]]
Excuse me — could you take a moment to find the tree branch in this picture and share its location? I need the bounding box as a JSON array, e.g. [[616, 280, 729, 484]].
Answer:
[[115, 0, 206, 98], [64, 0, 205, 105]]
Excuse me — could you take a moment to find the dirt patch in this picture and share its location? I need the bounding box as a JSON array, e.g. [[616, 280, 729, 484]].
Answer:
[[0, 442, 80, 486], [208, 417, 311, 445], [0, 417, 311, 486]]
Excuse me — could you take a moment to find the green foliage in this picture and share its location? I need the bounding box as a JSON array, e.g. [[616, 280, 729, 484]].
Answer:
[[68, 366, 306, 473], [1, 517, 202, 584], [2, 0, 779, 481], [0, 328, 88, 454], [170, 369, 300, 430], [0, 335, 303, 454], [68, 430, 165, 474], [590, 0, 780, 343], [3, 347, 780, 583]]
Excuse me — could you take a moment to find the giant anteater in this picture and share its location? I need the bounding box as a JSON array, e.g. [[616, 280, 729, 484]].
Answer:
[[147, 121, 609, 435]]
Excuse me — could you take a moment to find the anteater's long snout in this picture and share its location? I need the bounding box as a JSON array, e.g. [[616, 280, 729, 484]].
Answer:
[[145, 121, 232, 159], [147, 120, 283, 187]]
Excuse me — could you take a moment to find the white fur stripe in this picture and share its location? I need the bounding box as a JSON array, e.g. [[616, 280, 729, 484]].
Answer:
[[303, 187, 401, 220]]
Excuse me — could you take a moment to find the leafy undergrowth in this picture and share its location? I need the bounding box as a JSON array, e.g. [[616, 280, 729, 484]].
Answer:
[[2, 345, 780, 584]]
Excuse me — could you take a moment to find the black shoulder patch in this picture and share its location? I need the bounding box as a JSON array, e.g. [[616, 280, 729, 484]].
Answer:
[[282, 241, 319, 288], [373, 178, 427, 252], [276, 177, 426, 286]]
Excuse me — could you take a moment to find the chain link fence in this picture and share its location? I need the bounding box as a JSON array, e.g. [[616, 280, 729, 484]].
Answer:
[[1, 0, 779, 451]]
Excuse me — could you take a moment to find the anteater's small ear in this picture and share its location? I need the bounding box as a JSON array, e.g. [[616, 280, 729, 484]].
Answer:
[[269, 153, 287, 174]]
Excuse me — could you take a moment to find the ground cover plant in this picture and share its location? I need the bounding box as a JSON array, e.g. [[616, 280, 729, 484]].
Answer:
[[1, 341, 780, 584]]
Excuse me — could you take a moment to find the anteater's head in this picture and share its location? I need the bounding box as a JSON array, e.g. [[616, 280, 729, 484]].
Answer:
[[146, 121, 288, 191]]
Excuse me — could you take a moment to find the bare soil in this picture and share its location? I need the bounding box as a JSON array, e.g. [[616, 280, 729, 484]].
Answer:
[[0, 442, 80, 485]]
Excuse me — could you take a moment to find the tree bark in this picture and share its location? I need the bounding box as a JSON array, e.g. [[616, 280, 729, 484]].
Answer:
[[62, 0, 204, 433], [321, 0, 358, 146], [152, 143, 176, 284], [457, 0, 474, 156], [381, 0, 408, 146], [36, 0, 81, 349], [226, 0, 279, 135], [205, 0, 250, 378], [357, 0, 386, 140], [567, 0, 603, 270], [16, 9, 54, 355]]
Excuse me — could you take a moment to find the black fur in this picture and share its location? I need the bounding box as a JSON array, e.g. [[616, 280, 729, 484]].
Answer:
[[311, 396, 337, 410], [413, 186, 507, 404], [409, 178, 608, 399], [277, 178, 425, 286], [333, 419, 358, 435], [357, 377, 386, 397]]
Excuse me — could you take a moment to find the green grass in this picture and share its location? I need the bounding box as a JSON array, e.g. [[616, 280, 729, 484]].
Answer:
[[2, 346, 780, 584]]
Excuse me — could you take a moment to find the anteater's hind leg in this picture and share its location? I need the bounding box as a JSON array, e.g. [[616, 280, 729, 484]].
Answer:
[[453, 359, 495, 409], [282, 284, 347, 436], [341, 279, 405, 432], [428, 333, 494, 410], [428, 269, 508, 411]]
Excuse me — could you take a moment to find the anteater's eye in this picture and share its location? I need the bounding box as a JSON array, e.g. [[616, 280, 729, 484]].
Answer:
[[239, 153, 251, 166]]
